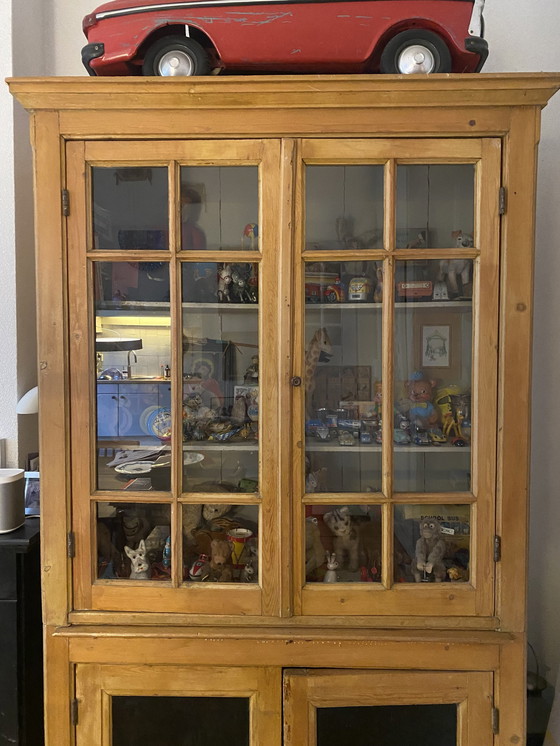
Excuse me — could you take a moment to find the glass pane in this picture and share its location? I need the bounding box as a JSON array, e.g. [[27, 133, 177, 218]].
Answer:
[[95, 262, 172, 491], [113, 696, 249, 746], [96, 502, 171, 580], [396, 164, 474, 249], [394, 259, 473, 492], [305, 261, 382, 493], [180, 167, 259, 251], [305, 165, 384, 250], [317, 705, 456, 746], [394, 504, 471, 584], [92, 167, 168, 251], [305, 505, 382, 583], [182, 504, 259, 583], [182, 262, 259, 493]]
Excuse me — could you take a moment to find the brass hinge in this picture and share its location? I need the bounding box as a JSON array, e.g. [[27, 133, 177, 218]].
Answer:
[[67, 531, 75, 559], [494, 535, 501, 562], [71, 698, 79, 726], [62, 189, 70, 217], [499, 186, 506, 215], [492, 706, 499, 734]]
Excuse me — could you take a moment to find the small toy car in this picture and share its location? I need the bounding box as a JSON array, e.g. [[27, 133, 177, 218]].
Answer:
[[324, 277, 345, 303], [82, 0, 487, 77]]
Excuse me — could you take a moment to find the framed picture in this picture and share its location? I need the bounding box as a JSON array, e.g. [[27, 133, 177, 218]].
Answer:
[[412, 310, 465, 382], [421, 324, 451, 368]]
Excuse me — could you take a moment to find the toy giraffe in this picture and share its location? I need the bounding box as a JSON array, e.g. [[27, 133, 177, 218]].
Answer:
[[304, 327, 333, 417]]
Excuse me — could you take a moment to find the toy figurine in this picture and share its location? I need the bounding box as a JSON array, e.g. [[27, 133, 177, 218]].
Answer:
[[242, 223, 258, 250], [401, 371, 439, 429], [189, 553, 210, 581], [323, 552, 339, 583], [304, 328, 333, 417], [231, 264, 257, 303], [243, 355, 259, 384], [124, 539, 150, 579], [162, 536, 171, 568], [217, 263, 233, 302], [413, 518, 447, 583]]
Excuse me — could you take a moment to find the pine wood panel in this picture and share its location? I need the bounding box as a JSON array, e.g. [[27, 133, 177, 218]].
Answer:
[[76, 664, 281, 746], [31, 111, 73, 628], [496, 107, 542, 632], [8, 73, 560, 111], [66, 631, 504, 670], [57, 107, 516, 140], [284, 670, 493, 745]]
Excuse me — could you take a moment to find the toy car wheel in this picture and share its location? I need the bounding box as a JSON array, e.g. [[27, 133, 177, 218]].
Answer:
[[142, 36, 211, 76], [380, 30, 452, 74]]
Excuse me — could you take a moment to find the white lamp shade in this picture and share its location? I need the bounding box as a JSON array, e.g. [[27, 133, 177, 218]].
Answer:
[[16, 386, 39, 415]]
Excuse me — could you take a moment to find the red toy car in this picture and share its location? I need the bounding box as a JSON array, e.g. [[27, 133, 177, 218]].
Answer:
[[82, 0, 487, 77]]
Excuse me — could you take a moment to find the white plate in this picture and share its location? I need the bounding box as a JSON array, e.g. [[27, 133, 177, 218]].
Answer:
[[153, 452, 204, 468], [115, 461, 154, 475]]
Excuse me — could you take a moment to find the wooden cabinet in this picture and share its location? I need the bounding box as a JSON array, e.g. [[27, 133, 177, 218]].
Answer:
[[9, 73, 560, 745]]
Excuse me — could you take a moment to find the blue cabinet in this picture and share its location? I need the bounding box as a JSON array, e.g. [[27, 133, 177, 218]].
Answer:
[[97, 382, 170, 437]]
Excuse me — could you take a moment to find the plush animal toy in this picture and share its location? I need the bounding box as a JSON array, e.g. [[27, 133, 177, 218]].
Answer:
[[402, 371, 439, 429], [413, 518, 447, 582], [305, 516, 326, 576], [124, 539, 150, 580], [324, 507, 359, 572], [204, 538, 233, 582], [323, 552, 339, 583], [436, 232, 472, 299], [182, 504, 203, 548]]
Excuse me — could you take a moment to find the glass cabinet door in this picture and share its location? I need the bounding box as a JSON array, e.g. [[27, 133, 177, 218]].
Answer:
[[283, 670, 494, 746], [67, 140, 281, 615], [296, 139, 500, 618], [76, 665, 281, 746]]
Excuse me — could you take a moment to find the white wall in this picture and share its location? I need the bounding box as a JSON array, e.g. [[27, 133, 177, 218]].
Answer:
[[4, 0, 560, 685]]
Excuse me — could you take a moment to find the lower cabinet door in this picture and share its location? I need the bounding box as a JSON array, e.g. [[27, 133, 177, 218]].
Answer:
[[75, 665, 281, 746], [283, 670, 494, 746]]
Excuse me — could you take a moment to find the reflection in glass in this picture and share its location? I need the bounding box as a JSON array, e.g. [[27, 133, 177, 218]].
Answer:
[[113, 697, 250, 746], [393, 504, 470, 584], [306, 165, 384, 250], [182, 263, 259, 493], [305, 261, 382, 493], [393, 259, 473, 492], [96, 502, 171, 580], [180, 167, 259, 251], [317, 705, 456, 746], [95, 262, 172, 491], [305, 505, 382, 583], [396, 164, 474, 249], [92, 167, 168, 251], [182, 504, 259, 583]]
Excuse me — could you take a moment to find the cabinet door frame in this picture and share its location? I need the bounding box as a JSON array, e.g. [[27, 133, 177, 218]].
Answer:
[[283, 669, 494, 745], [75, 664, 281, 746], [66, 138, 284, 616], [292, 138, 501, 619]]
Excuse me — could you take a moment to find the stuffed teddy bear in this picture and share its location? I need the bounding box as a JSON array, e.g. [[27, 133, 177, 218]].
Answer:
[[401, 371, 439, 429], [203, 537, 233, 582]]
